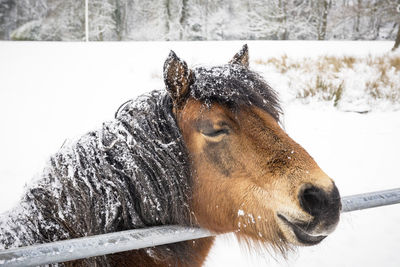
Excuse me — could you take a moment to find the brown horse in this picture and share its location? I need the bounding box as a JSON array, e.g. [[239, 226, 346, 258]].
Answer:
[[161, 45, 340, 265], [0, 45, 340, 266], [110, 45, 340, 266]]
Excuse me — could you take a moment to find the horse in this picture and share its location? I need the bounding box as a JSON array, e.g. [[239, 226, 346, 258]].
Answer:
[[0, 45, 341, 266]]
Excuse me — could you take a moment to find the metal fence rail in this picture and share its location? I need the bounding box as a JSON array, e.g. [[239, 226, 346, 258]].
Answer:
[[0, 226, 212, 267], [341, 188, 400, 212], [1, 188, 400, 267]]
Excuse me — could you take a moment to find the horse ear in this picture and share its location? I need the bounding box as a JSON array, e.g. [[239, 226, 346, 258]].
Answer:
[[229, 44, 249, 68], [163, 51, 192, 105]]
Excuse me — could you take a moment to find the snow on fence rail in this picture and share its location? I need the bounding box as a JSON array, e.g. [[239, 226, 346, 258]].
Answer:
[[1, 188, 400, 267]]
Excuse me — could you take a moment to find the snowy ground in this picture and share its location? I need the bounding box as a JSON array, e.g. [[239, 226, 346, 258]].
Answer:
[[0, 41, 399, 266]]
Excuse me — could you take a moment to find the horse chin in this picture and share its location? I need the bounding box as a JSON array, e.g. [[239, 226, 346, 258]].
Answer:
[[276, 214, 328, 246]]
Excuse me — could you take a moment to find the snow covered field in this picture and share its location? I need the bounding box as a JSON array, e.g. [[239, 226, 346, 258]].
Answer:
[[0, 41, 399, 266]]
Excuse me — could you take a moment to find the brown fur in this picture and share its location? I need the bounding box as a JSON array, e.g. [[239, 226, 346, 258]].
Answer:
[[175, 99, 338, 256]]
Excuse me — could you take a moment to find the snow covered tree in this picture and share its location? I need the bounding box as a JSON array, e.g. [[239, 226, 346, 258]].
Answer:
[[6, 0, 84, 41], [0, 0, 16, 39], [1, 0, 399, 41], [317, 0, 330, 40], [89, 0, 116, 41], [328, 0, 399, 40]]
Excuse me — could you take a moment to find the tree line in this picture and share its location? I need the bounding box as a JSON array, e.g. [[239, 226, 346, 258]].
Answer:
[[0, 0, 399, 45]]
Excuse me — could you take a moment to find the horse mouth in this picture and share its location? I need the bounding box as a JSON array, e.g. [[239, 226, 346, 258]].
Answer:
[[277, 214, 327, 245]]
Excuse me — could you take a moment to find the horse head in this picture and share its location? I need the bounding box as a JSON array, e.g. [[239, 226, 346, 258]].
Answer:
[[164, 45, 341, 252]]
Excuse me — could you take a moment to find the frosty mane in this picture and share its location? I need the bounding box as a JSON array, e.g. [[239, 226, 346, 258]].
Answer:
[[0, 91, 195, 264], [190, 64, 282, 122]]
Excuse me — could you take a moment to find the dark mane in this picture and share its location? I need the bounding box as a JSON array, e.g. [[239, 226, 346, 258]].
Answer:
[[190, 64, 282, 122], [0, 91, 196, 264]]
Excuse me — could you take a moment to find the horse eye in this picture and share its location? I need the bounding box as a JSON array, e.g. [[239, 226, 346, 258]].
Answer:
[[202, 128, 229, 137]]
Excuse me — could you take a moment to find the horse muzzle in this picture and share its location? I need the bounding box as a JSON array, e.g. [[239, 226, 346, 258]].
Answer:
[[278, 183, 341, 245]]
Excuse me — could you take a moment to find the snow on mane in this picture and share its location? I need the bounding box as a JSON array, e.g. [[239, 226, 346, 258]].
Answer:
[[0, 90, 193, 264]]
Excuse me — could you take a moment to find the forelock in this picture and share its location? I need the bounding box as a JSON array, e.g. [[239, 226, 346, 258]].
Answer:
[[189, 64, 282, 122]]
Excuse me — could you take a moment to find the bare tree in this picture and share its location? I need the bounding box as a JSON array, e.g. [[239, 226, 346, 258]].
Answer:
[[164, 0, 171, 40], [354, 0, 362, 39], [393, 22, 400, 51], [179, 0, 189, 40], [318, 0, 329, 40]]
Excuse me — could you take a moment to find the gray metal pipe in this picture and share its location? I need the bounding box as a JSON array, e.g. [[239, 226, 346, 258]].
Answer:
[[0, 226, 212, 267], [1, 188, 400, 266], [341, 187, 400, 212]]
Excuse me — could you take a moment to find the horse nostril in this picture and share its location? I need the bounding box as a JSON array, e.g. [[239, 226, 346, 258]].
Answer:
[[299, 186, 329, 217]]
